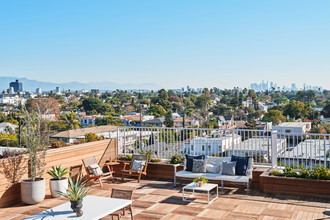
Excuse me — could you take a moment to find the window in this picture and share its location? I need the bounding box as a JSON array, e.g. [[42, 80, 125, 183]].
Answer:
[[202, 145, 205, 151], [191, 145, 194, 151], [208, 145, 211, 152], [285, 130, 291, 133], [218, 146, 222, 152]]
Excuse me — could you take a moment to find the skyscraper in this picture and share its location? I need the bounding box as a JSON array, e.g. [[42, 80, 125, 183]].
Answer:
[[9, 80, 23, 92]]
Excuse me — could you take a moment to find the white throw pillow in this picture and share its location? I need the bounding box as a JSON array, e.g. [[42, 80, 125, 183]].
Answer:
[[206, 164, 219, 173], [89, 163, 103, 176], [131, 160, 145, 171]]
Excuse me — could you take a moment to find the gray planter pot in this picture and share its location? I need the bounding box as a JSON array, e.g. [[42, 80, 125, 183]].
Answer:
[[49, 178, 68, 198], [21, 178, 45, 204]]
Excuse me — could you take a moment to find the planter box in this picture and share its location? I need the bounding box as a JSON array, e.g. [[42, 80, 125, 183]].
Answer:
[[260, 170, 330, 199], [112, 161, 184, 180]]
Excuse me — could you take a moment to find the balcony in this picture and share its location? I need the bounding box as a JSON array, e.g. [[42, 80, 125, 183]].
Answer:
[[0, 128, 329, 219], [1, 178, 329, 219]]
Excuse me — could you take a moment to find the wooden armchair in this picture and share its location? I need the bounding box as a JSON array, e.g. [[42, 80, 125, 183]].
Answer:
[[121, 154, 148, 183], [82, 157, 113, 187], [109, 188, 134, 220]]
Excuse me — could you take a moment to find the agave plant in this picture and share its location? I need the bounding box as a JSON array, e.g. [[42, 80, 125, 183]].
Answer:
[[47, 165, 69, 180], [57, 175, 90, 201]]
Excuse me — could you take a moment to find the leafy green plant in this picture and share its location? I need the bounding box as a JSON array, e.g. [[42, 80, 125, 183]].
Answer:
[[193, 176, 208, 184], [57, 175, 90, 201], [150, 158, 161, 163], [283, 166, 298, 177], [298, 165, 310, 178], [84, 133, 100, 142], [125, 154, 132, 161], [47, 165, 69, 180], [21, 109, 49, 181], [309, 166, 330, 180], [138, 149, 153, 159], [51, 140, 66, 148], [170, 154, 185, 164], [270, 168, 283, 176]]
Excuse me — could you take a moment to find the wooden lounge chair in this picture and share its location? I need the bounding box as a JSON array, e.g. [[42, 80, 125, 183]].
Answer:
[[82, 157, 113, 187], [69, 165, 82, 183], [121, 154, 148, 183], [109, 188, 134, 220]]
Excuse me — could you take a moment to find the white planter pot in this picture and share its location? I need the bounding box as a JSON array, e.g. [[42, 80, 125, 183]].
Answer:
[[50, 178, 68, 198], [21, 178, 45, 204]]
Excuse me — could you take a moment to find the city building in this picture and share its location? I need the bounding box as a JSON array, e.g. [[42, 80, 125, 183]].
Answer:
[[55, 87, 61, 95], [36, 88, 42, 94], [183, 133, 241, 155], [0, 94, 26, 106], [225, 136, 287, 162], [9, 80, 23, 92], [273, 122, 311, 134]]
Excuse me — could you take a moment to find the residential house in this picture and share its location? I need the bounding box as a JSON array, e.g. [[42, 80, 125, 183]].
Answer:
[[50, 125, 117, 143], [79, 115, 96, 127], [218, 115, 234, 129], [273, 122, 311, 134], [173, 117, 199, 128], [0, 122, 18, 133], [142, 117, 165, 127]]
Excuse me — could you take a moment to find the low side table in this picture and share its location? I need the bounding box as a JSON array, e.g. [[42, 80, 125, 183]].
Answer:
[[182, 183, 218, 204], [104, 162, 120, 181]]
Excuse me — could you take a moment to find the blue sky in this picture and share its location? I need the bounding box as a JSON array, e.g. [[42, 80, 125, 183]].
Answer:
[[0, 0, 330, 89]]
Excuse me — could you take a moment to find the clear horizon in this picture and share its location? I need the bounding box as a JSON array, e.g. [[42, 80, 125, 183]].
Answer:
[[1, 1, 330, 89]]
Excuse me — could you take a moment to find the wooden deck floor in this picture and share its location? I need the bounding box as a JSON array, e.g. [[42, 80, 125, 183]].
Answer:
[[1, 178, 329, 220]]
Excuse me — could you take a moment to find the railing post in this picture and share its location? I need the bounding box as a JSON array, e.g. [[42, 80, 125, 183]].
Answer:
[[271, 130, 278, 168], [123, 127, 126, 155]]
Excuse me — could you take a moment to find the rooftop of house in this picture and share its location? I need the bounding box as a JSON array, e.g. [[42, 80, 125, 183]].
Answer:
[[2, 178, 329, 219], [143, 117, 165, 124], [274, 122, 311, 127], [282, 139, 330, 160], [50, 125, 117, 138], [0, 122, 18, 128]]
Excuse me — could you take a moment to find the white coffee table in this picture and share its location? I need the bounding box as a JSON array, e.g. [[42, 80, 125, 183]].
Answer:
[[23, 195, 132, 220], [182, 183, 218, 204]]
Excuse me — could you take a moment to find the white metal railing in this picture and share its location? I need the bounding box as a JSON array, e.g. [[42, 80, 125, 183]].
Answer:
[[116, 127, 330, 168]]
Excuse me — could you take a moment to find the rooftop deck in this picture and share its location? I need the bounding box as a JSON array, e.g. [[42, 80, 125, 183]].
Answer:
[[1, 177, 329, 220]]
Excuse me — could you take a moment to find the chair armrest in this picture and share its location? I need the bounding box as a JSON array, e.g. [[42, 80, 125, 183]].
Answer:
[[122, 162, 130, 171], [173, 164, 182, 174]]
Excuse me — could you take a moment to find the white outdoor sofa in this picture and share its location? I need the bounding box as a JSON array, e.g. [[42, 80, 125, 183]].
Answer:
[[173, 156, 253, 193]]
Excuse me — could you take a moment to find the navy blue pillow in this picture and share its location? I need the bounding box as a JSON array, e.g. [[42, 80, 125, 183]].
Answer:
[[231, 155, 249, 176], [185, 155, 205, 171]]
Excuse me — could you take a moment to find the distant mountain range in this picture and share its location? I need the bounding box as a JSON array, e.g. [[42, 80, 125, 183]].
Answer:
[[0, 77, 159, 92]]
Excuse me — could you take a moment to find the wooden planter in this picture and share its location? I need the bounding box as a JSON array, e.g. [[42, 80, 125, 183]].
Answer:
[[260, 170, 330, 199], [112, 161, 184, 180]]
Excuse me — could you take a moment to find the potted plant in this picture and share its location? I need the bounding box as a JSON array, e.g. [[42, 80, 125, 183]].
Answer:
[[193, 176, 208, 187], [47, 165, 69, 198], [20, 110, 49, 204], [58, 175, 90, 217]]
